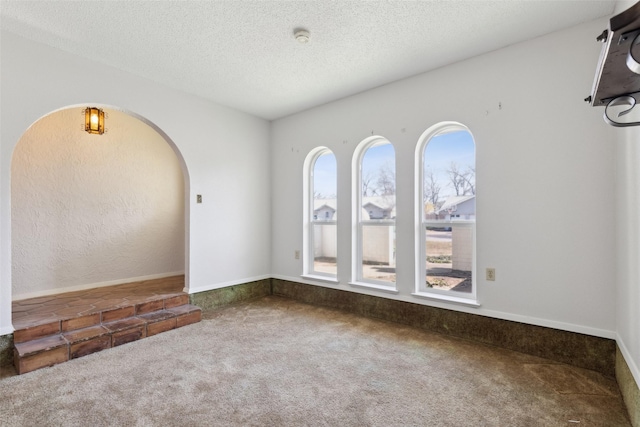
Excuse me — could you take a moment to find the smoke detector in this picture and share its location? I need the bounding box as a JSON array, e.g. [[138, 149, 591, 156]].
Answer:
[[294, 29, 310, 44]]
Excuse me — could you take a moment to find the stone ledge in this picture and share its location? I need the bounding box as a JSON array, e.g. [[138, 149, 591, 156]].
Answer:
[[189, 279, 271, 311], [0, 334, 13, 369], [272, 278, 616, 377], [617, 347, 640, 427]]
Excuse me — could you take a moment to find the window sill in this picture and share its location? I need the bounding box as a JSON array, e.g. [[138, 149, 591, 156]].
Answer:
[[411, 292, 480, 308], [349, 281, 399, 294], [301, 274, 339, 284]]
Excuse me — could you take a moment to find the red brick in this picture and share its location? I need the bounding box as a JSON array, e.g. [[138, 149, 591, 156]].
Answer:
[[14, 334, 68, 357], [61, 313, 100, 332], [146, 317, 177, 337], [135, 299, 163, 315], [102, 317, 146, 333], [167, 304, 201, 316], [163, 294, 189, 309], [62, 325, 109, 343], [13, 321, 60, 343], [176, 310, 202, 328], [69, 335, 111, 359], [101, 306, 135, 323], [14, 343, 69, 374], [139, 310, 174, 322], [112, 326, 146, 347]]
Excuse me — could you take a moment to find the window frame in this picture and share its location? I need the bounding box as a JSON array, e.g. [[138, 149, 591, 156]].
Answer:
[[302, 147, 338, 282], [350, 136, 397, 291], [414, 122, 478, 305]]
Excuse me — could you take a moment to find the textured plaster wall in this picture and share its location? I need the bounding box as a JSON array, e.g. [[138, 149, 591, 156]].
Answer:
[[271, 19, 617, 338], [11, 108, 185, 299]]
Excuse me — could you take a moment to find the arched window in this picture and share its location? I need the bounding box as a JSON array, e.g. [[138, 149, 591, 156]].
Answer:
[[352, 137, 396, 289], [303, 147, 337, 279], [416, 123, 476, 302]]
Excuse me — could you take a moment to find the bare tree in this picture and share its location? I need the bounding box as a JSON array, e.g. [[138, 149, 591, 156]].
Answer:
[[462, 166, 476, 195], [447, 162, 465, 196], [447, 162, 475, 196], [424, 169, 441, 218], [362, 170, 376, 197], [375, 163, 395, 196]]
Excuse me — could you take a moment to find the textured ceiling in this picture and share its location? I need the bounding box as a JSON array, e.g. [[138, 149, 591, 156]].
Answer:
[[1, 1, 615, 120]]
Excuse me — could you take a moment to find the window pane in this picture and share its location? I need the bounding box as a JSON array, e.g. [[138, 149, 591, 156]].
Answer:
[[309, 149, 337, 277], [313, 223, 336, 275], [362, 143, 395, 217], [425, 225, 472, 293], [362, 225, 395, 284], [313, 152, 336, 198], [423, 130, 474, 221]]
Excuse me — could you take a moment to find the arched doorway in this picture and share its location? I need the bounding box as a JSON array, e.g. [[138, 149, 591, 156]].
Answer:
[[10, 105, 190, 324]]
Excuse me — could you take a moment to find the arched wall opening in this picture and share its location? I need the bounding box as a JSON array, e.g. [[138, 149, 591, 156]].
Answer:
[[10, 105, 190, 302]]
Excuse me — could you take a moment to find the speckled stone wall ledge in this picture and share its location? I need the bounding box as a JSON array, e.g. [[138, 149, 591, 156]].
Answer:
[[190, 279, 271, 311], [0, 334, 13, 369], [272, 279, 616, 377], [617, 347, 640, 427]]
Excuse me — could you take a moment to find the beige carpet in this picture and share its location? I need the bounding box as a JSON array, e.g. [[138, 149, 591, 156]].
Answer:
[[0, 296, 631, 426]]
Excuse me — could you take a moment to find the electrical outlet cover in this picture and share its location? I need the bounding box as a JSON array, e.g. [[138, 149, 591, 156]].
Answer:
[[486, 268, 496, 281]]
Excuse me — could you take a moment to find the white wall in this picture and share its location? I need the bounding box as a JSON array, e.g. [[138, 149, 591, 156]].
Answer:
[[271, 18, 617, 338], [11, 108, 184, 299], [614, 0, 640, 387], [0, 31, 271, 334], [616, 125, 640, 390], [613, 0, 640, 391]]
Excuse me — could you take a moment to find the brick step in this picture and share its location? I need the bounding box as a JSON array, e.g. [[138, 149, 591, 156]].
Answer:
[[13, 293, 191, 344], [13, 303, 201, 375]]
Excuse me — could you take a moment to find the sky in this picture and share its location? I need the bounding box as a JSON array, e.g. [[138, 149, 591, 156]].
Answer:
[[423, 130, 475, 198], [362, 142, 395, 183], [313, 152, 337, 198], [312, 131, 475, 199]]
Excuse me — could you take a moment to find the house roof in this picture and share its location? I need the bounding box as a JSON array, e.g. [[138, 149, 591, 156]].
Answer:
[[313, 199, 337, 211], [314, 196, 396, 212], [437, 195, 475, 214], [362, 196, 395, 211], [314, 197, 396, 219]]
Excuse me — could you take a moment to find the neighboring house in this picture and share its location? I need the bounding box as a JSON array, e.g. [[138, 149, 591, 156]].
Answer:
[[362, 196, 395, 220], [313, 200, 336, 220], [437, 195, 475, 220], [313, 196, 396, 220], [313, 196, 396, 265]]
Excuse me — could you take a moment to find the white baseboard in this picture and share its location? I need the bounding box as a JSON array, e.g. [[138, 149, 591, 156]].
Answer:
[[187, 274, 271, 294], [12, 271, 185, 301], [271, 274, 341, 287], [0, 326, 14, 336]]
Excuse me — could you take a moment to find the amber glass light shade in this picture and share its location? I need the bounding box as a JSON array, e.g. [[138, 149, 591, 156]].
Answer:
[[84, 107, 105, 135]]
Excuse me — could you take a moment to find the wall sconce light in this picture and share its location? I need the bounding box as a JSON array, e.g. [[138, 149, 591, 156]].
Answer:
[[84, 107, 105, 135]]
